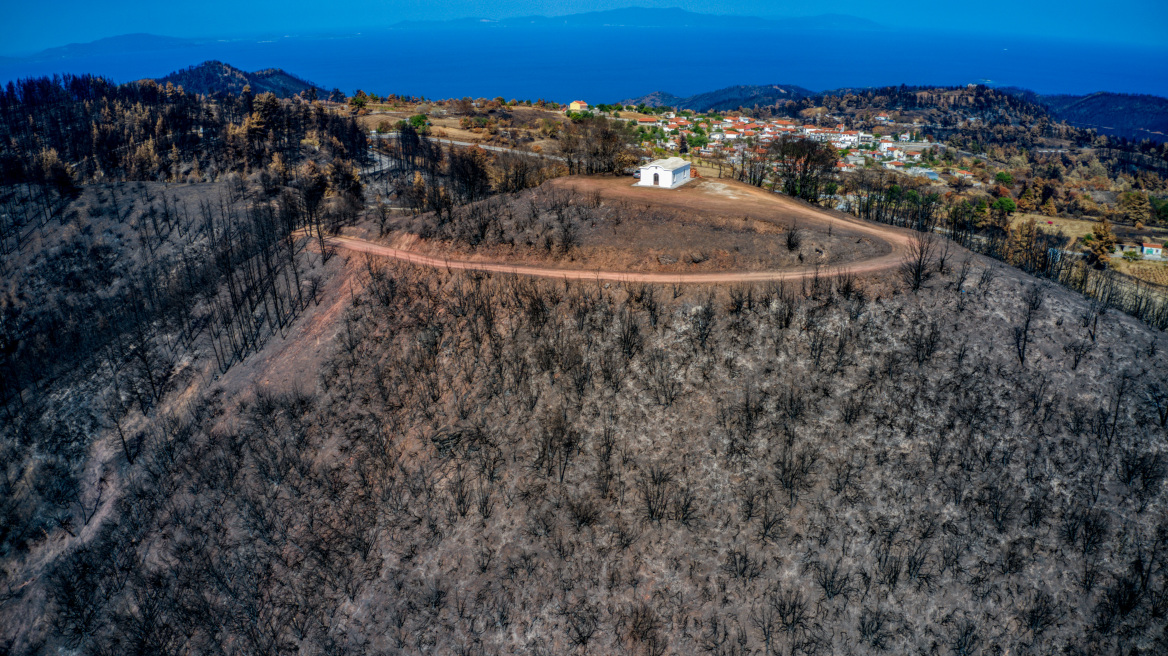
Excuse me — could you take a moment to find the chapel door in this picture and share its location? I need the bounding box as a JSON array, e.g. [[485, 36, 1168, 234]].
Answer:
[[653, 172, 659, 186]]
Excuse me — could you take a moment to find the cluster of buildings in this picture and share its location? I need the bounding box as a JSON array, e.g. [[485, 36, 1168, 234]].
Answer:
[[564, 101, 963, 185], [632, 112, 944, 182], [637, 114, 888, 148], [1116, 242, 1165, 259]]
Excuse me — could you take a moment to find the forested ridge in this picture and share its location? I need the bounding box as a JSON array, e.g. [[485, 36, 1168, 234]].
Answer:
[[629, 84, 1051, 117], [627, 82, 1168, 144], [154, 61, 328, 100], [0, 74, 367, 401], [999, 89, 1168, 142], [0, 73, 365, 185]]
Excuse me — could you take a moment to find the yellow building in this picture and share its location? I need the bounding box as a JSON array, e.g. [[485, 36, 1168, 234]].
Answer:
[[568, 100, 589, 112]]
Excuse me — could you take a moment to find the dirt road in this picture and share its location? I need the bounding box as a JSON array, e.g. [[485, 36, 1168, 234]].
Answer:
[[329, 178, 916, 284]]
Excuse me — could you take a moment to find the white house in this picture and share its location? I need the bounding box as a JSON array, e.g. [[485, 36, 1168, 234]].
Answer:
[[835, 131, 860, 146], [1143, 243, 1163, 258], [638, 157, 692, 188]]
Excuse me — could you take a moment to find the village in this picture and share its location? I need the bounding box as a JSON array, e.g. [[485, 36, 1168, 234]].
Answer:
[[567, 99, 953, 183], [564, 99, 1167, 262]]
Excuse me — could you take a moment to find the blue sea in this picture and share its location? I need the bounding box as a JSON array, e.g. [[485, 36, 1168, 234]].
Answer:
[[2, 27, 1166, 100]]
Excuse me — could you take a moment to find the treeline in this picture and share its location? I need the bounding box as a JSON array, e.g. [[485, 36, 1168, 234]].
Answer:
[[558, 115, 640, 175], [411, 185, 617, 254], [1033, 92, 1168, 143], [844, 169, 945, 232], [381, 115, 638, 191], [0, 74, 366, 186], [376, 124, 567, 221], [735, 135, 838, 203], [1095, 138, 1168, 179], [28, 257, 1167, 654], [752, 84, 1054, 129], [823, 84, 1051, 116], [838, 169, 1168, 329]]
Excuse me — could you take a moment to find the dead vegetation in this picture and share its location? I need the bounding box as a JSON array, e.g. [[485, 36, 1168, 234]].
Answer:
[[7, 247, 1165, 655], [1, 77, 1166, 655], [374, 178, 886, 274]]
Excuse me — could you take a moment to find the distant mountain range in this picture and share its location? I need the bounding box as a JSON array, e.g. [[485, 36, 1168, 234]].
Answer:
[[5, 12, 1166, 143], [624, 84, 1168, 142], [15, 33, 197, 62], [392, 8, 883, 30], [154, 61, 324, 98]]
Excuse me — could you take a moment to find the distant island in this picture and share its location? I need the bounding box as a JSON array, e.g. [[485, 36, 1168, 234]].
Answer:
[[390, 7, 884, 31], [14, 33, 197, 62]]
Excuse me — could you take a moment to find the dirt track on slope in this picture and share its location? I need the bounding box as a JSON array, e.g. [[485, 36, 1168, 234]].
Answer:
[[330, 178, 916, 284]]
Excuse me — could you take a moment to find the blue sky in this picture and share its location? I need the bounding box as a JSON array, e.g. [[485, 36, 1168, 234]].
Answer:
[[4, 0, 1166, 54]]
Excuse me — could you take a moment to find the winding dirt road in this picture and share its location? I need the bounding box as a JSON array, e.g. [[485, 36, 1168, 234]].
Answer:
[[328, 178, 916, 284]]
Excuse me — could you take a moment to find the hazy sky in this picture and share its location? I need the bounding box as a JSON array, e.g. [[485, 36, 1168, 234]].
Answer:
[[5, 0, 1166, 54]]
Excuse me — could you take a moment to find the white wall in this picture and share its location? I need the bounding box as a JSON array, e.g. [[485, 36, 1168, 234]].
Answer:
[[638, 166, 673, 187], [638, 165, 690, 187]]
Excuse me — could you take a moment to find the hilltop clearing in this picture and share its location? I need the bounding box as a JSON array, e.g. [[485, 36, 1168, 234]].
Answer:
[[356, 176, 896, 276]]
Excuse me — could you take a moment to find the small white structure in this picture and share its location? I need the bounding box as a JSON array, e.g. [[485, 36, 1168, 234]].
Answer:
[[638, 157, 692, 188]]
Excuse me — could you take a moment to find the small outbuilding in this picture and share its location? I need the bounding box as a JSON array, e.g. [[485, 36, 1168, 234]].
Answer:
[[637, 157, 692, 188]]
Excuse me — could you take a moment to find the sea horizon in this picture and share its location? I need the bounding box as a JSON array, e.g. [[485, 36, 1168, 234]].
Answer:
[[3, 26, 1166, 100]]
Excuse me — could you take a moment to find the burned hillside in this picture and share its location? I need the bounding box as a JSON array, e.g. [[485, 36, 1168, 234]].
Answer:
[[7, 250, 1166, 654], [0, 72, 1166, 656]]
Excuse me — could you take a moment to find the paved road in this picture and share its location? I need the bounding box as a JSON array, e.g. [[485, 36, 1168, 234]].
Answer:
[[325, 178, 916, 284]]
